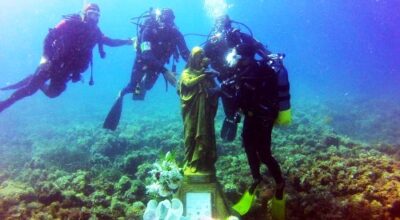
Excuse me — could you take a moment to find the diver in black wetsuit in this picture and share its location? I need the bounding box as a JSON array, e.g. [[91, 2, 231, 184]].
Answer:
[[203, 15, 291, 142], [102, 8, 190, 131], [120, 8, 190, 100], [224, 44, 291, 217], [0, 3, 132, 113], [204, 15, 270, 81]]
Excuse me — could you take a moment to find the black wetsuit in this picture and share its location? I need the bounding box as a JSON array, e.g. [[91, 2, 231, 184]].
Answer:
[[208, 26, 291, 198], [239, 60, 281, 183], [124, 19, 189, 94], [0, 15, 130, 112], [204, 29, 270, 120], [204, 30, 269, 81], [226, 59, 287, 185]]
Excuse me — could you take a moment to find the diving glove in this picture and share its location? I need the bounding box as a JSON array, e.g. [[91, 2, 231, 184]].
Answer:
[[275, 109, 292, 126]]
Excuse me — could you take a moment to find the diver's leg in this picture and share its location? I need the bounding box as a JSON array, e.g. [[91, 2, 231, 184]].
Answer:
[[126, 57, 146, 94], [40, 68, 68, 98], [0, 67, 48, 112], [0, 74, 34, 91], [41, 80, 66, 98], [144, 72, 159, 90], [242, 116, 262, 181], [257, 118, 284, 199]]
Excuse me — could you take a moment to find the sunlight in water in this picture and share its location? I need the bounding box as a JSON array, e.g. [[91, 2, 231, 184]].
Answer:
[[203, 0, 232, 20], [82, 0, 88, 9]]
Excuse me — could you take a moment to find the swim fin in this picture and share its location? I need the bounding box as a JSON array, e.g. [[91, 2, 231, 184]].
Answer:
[[271, 195, 286, 220], [232, 190, 256, 216], [232, 180, 259, 216], [0, 74, 34, 91], [103, 94, 124, 131]]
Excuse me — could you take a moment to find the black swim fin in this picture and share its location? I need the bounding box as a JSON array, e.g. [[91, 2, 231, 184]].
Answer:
[[103, 94, 124, 131], [0, 74, 34, 91]]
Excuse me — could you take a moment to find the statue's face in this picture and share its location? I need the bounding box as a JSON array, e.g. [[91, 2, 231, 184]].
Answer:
[[192, 52, 209, 70], [201, 57, 210, 68]]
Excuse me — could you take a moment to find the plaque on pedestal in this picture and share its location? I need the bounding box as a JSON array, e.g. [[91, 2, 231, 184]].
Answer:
[[176, 171, 231, 219], [185, 192, 212, 219]]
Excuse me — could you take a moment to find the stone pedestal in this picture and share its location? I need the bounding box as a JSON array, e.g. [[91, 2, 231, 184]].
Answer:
[[176, 170, 231, 219]]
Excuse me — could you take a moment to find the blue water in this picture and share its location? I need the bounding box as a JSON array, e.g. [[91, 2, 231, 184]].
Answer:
[[0, 1, 399, 219], [0, 0, 399, 139]]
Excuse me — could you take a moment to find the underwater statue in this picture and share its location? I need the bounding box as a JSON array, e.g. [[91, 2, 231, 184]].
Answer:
[[178, 46, 219, 173]]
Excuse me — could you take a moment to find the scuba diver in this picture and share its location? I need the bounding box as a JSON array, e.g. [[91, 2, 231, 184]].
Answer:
[[204, 15, 291, 219], [203, 15, 292, 142], [204, 15, 270, 80], [0, 3, 133, 113], [224, 44, 291, 220], [103, 8, 190, 131]]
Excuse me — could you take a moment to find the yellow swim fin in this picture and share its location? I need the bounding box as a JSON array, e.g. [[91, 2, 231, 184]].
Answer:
[[232, 190, 256, 215], [271, 195, 286, 220]]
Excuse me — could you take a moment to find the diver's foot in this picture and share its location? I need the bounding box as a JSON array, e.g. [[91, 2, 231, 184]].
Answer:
[[275, 182, 285, 200], [249, 178, 262, 194], [183, 164, 197, 174], [190, 167, 197, 173], [183, 167, 197, 174]]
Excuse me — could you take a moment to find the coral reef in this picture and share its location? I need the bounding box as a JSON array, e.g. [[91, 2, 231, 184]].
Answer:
[[145, 152, 183, 199], [0, 100, 399, 219]]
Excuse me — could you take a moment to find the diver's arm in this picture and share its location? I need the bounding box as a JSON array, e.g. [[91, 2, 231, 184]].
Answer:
[[101, 35, 132, 47], [241, 33, 271, 59], [254, 40, 271, 58], [175, 30, 190, 62]]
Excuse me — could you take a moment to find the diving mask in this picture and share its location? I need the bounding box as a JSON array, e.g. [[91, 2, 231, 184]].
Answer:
[[85, 9, 100, 23]]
